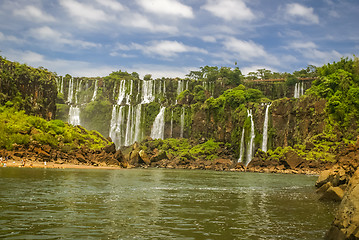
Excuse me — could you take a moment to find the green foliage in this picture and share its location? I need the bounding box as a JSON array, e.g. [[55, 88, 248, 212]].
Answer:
[[0, 106, 111, 151], [307, 57, 359, 139], [81, 99, 112, 136], [285, 74, 299, 86]]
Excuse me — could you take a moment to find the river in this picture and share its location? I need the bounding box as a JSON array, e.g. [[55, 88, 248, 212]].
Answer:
[[0, 168, 336, 239]]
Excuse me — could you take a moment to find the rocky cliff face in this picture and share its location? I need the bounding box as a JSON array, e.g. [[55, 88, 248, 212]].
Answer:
[[0, 57, 57, 120]]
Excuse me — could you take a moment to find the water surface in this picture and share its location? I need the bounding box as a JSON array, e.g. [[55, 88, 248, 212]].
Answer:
[[0, 168, 336, 239]]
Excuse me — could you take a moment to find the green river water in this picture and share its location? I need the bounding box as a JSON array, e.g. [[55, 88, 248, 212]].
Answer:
[[0, 168, 336, 239]]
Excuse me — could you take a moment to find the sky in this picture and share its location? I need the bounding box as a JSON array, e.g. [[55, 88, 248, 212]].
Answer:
[[0, 0, 358, 79]]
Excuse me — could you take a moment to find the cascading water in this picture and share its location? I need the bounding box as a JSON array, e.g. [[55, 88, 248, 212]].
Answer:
[[69, 106, 81, 126], [150, 107, 166, 139], [294, 82, 304, 98], [300, 82, 304, 96], [117, 80, 126, 105], [261, 104, 271, 152], [124, 105, 133, 146], [67, 77, 74, 103], [91, 80, 98, 101], [180, 107, 185, 138], [134, 104, 142, 142], [141, 80, 154, 104], [125, 80, 133, 105], [238, 128, 245, 163], [246, 109, 255, 167], [170, 110, 173, 138]]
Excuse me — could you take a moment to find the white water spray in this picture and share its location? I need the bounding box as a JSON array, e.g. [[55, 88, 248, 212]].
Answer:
[[246, 110, 255, 167], [69, 106, 81, 126], [261, 104, 271, 152], [151, 107, 166, 139]]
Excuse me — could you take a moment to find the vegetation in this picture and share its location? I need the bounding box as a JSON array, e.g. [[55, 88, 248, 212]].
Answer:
[[308, 57, 359, 139], [0, 105, 110, 151]]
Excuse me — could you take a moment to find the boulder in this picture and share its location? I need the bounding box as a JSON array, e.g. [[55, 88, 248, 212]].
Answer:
[[326, 168, 359, 239], [150, 150, 168, 162], [103, 143, 116, 154], [283, 150, 304, 169], [139, 150, 150, 165], [316, 182, 332, 194], [316, 169, 333, 188], [319, 186, 344, 202]]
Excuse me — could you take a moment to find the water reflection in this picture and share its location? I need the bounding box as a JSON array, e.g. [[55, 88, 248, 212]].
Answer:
[[0, 168, 336, 239]]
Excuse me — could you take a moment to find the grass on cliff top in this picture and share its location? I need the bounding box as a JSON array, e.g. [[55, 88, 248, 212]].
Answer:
[[0, 105, 110, 151]]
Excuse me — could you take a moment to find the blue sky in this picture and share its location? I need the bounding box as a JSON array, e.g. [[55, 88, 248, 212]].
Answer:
[[0, 0, 358, 78]]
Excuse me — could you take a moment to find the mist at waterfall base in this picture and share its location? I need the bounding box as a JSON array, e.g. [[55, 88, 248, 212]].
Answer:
[[0, 168, 336, 240]]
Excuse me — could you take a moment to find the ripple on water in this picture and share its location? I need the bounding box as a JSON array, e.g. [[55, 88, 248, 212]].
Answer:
[[0, 168, 335, 240]]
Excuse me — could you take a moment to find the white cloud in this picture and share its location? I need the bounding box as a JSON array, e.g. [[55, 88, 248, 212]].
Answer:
[[0, 32, 24, 44], [241, 65, 278, 76], [201, 0, 255, 21], [121, 13, 178, 33], [95, 0, 124, 11], [131, 40, 208, 58], [288, 41, 343, 66], [288, 41, 317, 49], [28, 26, 101, 49], [201, 36, 217, 43], [129, 64, 193, 79], [285, 3, 319, 24], [59, 0, 108, 23], [223, 37, 278, 64], [13, 5, 55, 22], [136, 0, 193, 18]]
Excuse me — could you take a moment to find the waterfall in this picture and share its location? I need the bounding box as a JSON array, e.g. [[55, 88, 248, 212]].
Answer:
[[246, 109, 255, 167], [300, 82, 304, 96], [109, 105, 118, 143], [177, 80, 184, 95], [69, 106, 81, 126], [141, 80, 155, 104], [60, 77, 64, 94], [171, 110, 174, 137], [238, 128, 245, 163], [261, 104, 271, 152], [134, 104, 142, 142], [151, 107, 166, 139], [117, 80, 126, 105], [67, 77, 74, 103], [91, 80, 98, 101], [180, 107, 185, 138], [294, 82, 304, 98], [125, 80, 133, 105], [124, 105, 132, 146]]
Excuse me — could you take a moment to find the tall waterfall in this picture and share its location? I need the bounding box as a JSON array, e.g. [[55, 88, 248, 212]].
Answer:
[[117, 80, 127, 105], [69, 106, 81, 126], [294, 82, 304, 98], [151, 107, 166, 139], [67, 77, 74, 103], [180, 107, 185, 138], [141, 80, 155, 104], [60, 77, 64, 95], [246, 110, 255, 167], [109, 106, 124, 147], [170, 110, 174, 138], [238, 128, 245, 163], [261, 104, 271, 152], [91, 80, 98, 101]]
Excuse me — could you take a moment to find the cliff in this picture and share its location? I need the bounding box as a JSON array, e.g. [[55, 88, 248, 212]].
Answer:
[[0, 56, 57, 120]]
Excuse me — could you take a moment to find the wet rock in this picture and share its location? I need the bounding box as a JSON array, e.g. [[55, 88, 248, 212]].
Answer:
[[103, 143, 116, 154], [316, 169, 333, 188], [283, 150, 304, 169], [319, 186, 344, 202], [150, 150, 168, 162], [139, 150, 150, 165], [326, 169, 359, 239]]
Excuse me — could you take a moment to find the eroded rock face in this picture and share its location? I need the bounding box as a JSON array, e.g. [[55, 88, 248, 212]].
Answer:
[[326, 169, 359, 239]]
